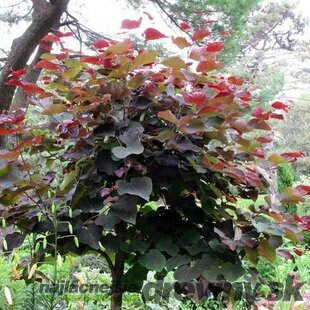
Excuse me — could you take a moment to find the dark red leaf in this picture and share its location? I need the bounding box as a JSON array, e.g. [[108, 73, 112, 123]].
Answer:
[[270, 113, 284, 120], [293, 248, 303, 256], [180, 21, 191, 30], [272, 101, 288, 111], [183, 92, 206, 106], [281, 151, 305, 162], [35, 60, 58, 70], [11, 69, 27, 78], [54, 31, 73, 37], [257, 136, 273, 143], [39, 43, 52, 51], [236, 91, 251, 102], [80, 56, 102, 65], [121, 17, 142, 29], [205, 42, 224, 52], [92, 39, 110, 49], [144, 28, 168, 41]]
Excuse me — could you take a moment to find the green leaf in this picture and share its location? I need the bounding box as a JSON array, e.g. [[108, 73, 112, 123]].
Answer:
[[161, 56, 187, 69], [179, 229, 201, 246], [63, 66, 81, 79], [116, 177, 152, 201], [166, 255, 191, 271], [60, 170, 77, 191], [64, 58, 81, 67], [110, 195, 138, 224], [221, 262, 245, 282], [155, 237, 179, 256], [131, 50, 158, 69], [174, 262, 204, 282], [139, 249, 166, 271]]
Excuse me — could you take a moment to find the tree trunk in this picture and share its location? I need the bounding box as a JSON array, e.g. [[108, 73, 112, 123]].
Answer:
[[0, 0, 70, 112], [111, 251, 125, 310], [11, 43, 53, 110]]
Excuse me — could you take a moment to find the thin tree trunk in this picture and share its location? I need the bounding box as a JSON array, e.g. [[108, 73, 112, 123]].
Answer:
[[111, 251, 125, 310], [0, 0, 70, 112]]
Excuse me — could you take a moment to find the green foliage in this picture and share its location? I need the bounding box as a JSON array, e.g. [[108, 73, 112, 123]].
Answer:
[[277, 163, 296, 214]]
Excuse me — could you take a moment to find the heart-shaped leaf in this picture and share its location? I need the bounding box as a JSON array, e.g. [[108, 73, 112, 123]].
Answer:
[[116, 177, 152, 201], [139, 249, 166, 271], [110, 195, 138, 224]]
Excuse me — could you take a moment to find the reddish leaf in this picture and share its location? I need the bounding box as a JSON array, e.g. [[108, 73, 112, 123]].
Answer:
[[151, 72, 165, 82], [14, 135, 42, 150], [42, 34, 61, 43], [39, 43, 52, 51], [144, 28, 167, 41], [92, 39, 110, 49], [55, 53, 69, 60], [205, 42, 225, 52], [0, 127, 24, 136], [180, 21, 191, 30], [272, 101, 288, 111], [293, 248, 303, 256], [281, 151, 305, 162], [196, 60, 223, 72], [10, 69, 27, 78], [203, 19, 216, 24], [257, 136, 273, 143], [183, 92, 206, 107], [270, 113, 284, 120], [295, 185, 310, 196], [294, 215, 310, 231], [121, 17, 142, 29], [0, 150, 20, 159], [35, 60, 58, 70], [54, 31, 73, 37], [236, 91, 251, 101], [192, 29, 211, 41], [80, 56, 102, 65], [228, 76, 243, 85], [5, 79, 23, 87], [252, 107, 271, 120], [20, 81, 45, 95], [220, 30, 231, 35], [0, 110, 25, 125]]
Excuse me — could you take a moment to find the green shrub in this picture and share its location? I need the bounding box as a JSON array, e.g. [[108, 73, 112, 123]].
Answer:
[[277, 163, 296, 214]]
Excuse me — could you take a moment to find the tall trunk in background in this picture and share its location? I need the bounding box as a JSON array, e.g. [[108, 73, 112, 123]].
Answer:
[[0, 0, 70, 112]]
